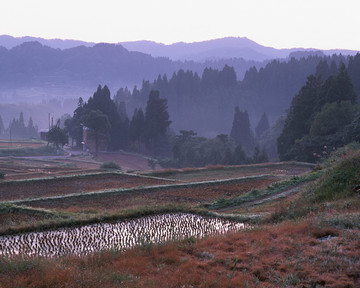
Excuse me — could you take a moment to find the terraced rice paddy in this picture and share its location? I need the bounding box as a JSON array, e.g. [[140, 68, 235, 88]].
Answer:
[[0, 173, 172, 201], [0, 213, 245, 257]]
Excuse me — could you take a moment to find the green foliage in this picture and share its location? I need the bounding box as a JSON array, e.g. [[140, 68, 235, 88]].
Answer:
[[230, 106, 254, 154], [255, 112, 270, 140], [253, 145, 269, 163], [313, 149, 360, 201], [348, 53, 360, 97], [278, 64, 359, 162], [316, 63, 357, 110], [310, 101, 358, 137], [258, 116, 285, 161], [65, 86, 130, 150], [100, 161, 121, 170], [277, 75, 323, 158], [207, 173, 319, 210], [47, 125, 68, 149], [0, 172, 5, 179], [0, 114, 4, 135], [144, 90, 171, 153], [129, 108, 145, 149], [7, 112, 39, 139]]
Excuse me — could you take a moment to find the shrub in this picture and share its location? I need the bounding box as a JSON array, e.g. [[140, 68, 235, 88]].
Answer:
[[100, 161, 121, 170], [314, 149, 360, 201], [0, 172, 4, 179]]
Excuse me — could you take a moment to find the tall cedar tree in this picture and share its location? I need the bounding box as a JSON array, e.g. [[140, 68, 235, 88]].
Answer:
[[144, 90, 171, 153], [315, 63, 357, 112], [86, 85, 125, 150], [230, 106, 254, 154], [255, 112, 270, 140], [348, 53, 360, 98], [82, 110, 110, 156], [277, 75, 322, 158], [64, 97, 86, 147], [0, 115, 4, 134], [130, 108, 145, 151]]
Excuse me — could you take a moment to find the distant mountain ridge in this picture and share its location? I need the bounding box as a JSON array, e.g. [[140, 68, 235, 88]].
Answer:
[[0, 35, 94, 50], [1, 35, 358, 62], [119, 37, 359, 61]]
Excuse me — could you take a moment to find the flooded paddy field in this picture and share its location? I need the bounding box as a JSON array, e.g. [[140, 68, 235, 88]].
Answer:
[[0, 213, 245, 257]]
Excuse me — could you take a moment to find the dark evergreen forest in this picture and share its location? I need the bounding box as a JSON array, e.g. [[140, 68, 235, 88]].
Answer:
[[115, 54, 357, 138]]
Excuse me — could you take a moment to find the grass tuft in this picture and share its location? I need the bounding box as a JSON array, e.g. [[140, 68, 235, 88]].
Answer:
[[100, 161, 121, 170]]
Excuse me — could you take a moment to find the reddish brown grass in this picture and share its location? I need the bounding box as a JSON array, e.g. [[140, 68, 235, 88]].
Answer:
[[1, 220, 358, 288]]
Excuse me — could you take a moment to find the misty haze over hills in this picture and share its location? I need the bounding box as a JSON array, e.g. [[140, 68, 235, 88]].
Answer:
[[1, 35, 358, 62], [0, 34, 358, 131]]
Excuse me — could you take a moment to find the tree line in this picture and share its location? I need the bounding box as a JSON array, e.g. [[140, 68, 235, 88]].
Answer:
[[278, 60, 360, 162], [115, 54, 359, 138], [64, 86, 171, 156], [0, 112, 38, 139]]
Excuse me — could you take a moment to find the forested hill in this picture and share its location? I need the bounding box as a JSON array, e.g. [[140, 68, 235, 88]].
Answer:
[[0, 41, 262, 92], [115, 53, 360, 137]]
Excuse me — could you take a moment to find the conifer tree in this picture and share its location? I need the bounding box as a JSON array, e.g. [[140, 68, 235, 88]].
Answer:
[[0, 115, 4, 135], [255, 112, 270, 140], [230, 106, 254, 154], [144, 90, 171, 154]]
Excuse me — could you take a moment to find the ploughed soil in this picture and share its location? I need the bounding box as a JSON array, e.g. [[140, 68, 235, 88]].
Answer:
[[0, 174, 172, 201], [23, 177, 278, 212]]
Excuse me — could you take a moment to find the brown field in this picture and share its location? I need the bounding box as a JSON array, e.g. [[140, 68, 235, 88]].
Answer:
[[142, 162, 314, 182], [0, 141, 46, 149], [97, 151, 161, 171], [0, 173, 173, 201], [0, 157, 101, 180], [22, 177, 278, 212]]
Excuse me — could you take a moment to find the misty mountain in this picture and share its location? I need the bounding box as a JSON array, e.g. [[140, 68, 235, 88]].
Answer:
[[0, 41, 262, 128], [119, 37, 359, 62], [119, 37, 284, 61], [0, 41, 264, 100], [2, 35, 358, 63], [0, 35, 94, 50]]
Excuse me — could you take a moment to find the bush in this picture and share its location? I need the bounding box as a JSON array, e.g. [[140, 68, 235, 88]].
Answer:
[[314, 149, 360, 201], [0, 172, 5, 179], [100, 161, 121, 170]]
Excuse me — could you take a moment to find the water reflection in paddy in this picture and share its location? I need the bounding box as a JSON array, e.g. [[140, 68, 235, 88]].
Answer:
[[0, 213, 245, 257]]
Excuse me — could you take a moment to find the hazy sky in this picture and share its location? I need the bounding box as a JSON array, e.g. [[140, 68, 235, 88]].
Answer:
[[1, 0, 359, 50]]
